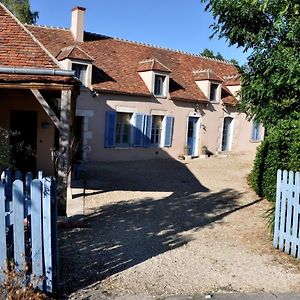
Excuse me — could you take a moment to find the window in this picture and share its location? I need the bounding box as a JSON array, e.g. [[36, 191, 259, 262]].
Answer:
[[105, 111, 173, 148], [251, 120, 260, 141], [154, 75, 166, 96], [115, 112, 132, 146], [210, 83, 219, 102], [72, 63, 87, 85], [151, 115, 164, 146]]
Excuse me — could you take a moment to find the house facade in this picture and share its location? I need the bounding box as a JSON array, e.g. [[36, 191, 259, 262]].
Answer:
[[0, 3, 79, 214], [26, 7, 263, 163]]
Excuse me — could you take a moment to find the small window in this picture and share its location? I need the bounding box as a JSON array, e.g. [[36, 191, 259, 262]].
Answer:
[[115, 112, 132, 146], [151, 115, 164, 146], [251, 120, 261, 141], [210, 83, 219, 102], [154, 75, 166, 96], [72, 63, 88, 86]]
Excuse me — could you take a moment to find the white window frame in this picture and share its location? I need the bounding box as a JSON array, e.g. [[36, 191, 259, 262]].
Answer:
[[209, 82, 221, 102], [115, 112, 133, 147], [72, 62, 89, 86], [153, 73, 169, 97], [150, 115, 164, 147]]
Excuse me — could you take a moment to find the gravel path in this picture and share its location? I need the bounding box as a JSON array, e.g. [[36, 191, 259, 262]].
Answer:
[[60, 153, 300, 299]]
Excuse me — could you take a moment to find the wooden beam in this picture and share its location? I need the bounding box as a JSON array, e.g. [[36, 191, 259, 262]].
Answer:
[[30, 89, 61, 130], [0, 83, 74, 90], [57, 89, 72, 216]]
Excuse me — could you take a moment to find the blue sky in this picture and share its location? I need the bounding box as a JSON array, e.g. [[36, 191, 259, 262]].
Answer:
[[30, 0, 248, 64]]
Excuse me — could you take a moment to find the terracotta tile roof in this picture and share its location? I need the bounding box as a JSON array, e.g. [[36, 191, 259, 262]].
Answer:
[[0, 4, 77, 85], [137, 58, 172, 73], [56, 45, 93, 61], [26, 25, 241, 103], [222, 95, 237, 105], [223, 74, 240, 86], [0, 4, 58, 69], [193, 69, 223, 82]]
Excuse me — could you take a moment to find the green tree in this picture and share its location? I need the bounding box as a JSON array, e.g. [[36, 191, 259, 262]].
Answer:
[[200, 0, 300, 204], [201, 0, 300, 126], [1, 0, 38, 24], [200, 48, 225, 60], [200, 48, 239, 66]]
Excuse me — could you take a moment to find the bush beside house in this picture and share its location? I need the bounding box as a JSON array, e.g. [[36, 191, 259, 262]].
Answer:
[[251, 114, 300, 202]]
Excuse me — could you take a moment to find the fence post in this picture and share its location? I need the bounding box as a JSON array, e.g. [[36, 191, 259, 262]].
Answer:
[[13, 180, 26, 274], [31, 179, 43, 290], [42, 177, 53, 293], [278, 170, 288, 251], [273, 170, 282, 248], [0, 182, 6, 281], [50, 178, 59, 291], [291, 172, 300, 256]]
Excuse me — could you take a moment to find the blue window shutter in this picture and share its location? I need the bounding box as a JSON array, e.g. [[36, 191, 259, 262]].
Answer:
[[105, 111, 116, 148], [143, 115, 152, 147], [134, 113, 144, 147], [164, 116, 174, 147]]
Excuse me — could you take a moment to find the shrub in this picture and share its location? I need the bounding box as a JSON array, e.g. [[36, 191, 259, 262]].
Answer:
[[251, 114, 300, 202], [0, 263, 50, 300]]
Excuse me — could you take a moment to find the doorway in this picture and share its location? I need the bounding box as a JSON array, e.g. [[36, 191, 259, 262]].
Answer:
[[10, 110, 37, 173], [187, 117, 199, 156], [221, 116, 233, 151]]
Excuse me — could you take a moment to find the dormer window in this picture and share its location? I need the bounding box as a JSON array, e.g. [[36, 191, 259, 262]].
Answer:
[[154, 74, 166, 96], [72, 63, 88, 86], [137, 58, 171, 98], [210, 83, 219, 102]]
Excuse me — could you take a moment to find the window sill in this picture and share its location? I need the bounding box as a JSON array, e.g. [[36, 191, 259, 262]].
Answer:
[[153, 94, 167, 99], [250, 139, 261, 143], [209, 101, 220, 104]]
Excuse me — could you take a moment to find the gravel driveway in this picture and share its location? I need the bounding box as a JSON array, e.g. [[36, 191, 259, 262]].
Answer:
[[60, 153, 300, 299]]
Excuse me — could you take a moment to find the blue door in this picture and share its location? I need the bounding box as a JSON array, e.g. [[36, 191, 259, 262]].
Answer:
[[187, 117, 198, 156]]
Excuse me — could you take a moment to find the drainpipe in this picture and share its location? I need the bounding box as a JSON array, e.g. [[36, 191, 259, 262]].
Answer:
[[0, 66, 75, 77]]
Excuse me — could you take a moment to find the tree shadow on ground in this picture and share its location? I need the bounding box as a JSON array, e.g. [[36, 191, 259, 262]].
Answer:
[[60, 159, 258, 294]]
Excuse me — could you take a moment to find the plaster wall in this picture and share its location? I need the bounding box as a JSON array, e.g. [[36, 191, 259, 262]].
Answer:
[[0, 90, 55, 175], [76, 89, 262, 162]]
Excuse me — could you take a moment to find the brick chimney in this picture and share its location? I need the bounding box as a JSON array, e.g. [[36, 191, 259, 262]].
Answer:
[[71, 6, 85, 42]]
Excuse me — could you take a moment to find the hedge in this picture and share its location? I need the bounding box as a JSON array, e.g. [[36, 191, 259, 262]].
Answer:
[[251, 114, 300, 202]]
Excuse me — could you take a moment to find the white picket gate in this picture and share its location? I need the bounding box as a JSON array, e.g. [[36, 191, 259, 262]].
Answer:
[[274, 169, 300, 258]]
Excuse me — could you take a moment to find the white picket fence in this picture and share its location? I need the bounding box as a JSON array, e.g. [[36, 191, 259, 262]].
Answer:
[[274, 169, 300, 258]]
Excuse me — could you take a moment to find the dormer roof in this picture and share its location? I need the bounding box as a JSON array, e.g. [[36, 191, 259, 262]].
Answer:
[[193, 69, 223, 82], [56, 45, 94, 62], [223, 74, 240, 86], [137, 58, 172, 73], [26, 24, 240, 104]]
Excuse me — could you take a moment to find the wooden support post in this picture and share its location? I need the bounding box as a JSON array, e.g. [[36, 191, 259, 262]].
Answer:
[[57, 90, 71, 216]]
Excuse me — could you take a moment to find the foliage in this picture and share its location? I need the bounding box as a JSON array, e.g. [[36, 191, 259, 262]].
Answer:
[[0, 128, 11, 170], [200, 48, 239, 65], [201, 0, 300, 126], [251, 115, 300, 202], [0, 262, 50, 300], [1, 0, 38, 24]]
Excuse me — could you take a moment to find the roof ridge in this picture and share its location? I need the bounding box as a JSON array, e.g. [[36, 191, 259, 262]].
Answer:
[[26, 23, 69, 31], [86, 31, 234, 66], [75, 45, 95, 61], [0, 3, 62, 69], [152, 58, 172, 72]]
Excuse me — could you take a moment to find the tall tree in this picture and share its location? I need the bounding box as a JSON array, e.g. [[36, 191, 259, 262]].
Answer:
[[200, 48, 239, 66], [201, 0, 300, 127], [1, 0, 38, 24]]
